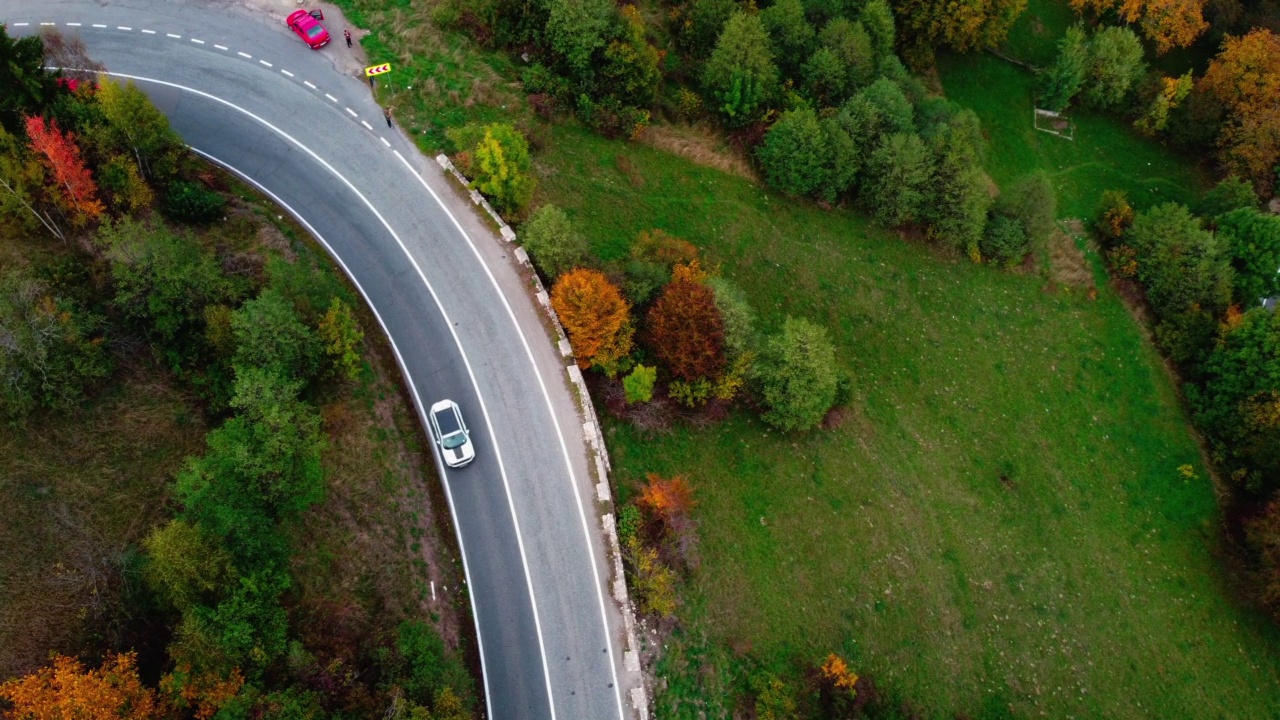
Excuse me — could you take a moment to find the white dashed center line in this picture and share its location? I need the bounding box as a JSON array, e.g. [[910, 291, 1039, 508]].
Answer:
[[40, 22, 54, 26], [92, 24, 106, 28], [27, 30, 397, 161], [65, 22, 81, 27], [12, 22, 29, 27]]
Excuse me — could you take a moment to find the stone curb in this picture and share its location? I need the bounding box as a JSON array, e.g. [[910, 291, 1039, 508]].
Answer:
[[435, 153, 648, 720]]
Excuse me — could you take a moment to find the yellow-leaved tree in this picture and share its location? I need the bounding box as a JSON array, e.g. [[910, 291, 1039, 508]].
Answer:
[[1071, 0, 1207, 53], [892, 0, 1027, 65], [1200, 29, 1280, 196]]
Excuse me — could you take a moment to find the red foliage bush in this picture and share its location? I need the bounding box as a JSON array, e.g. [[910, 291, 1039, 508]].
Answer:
[[645, 280, 726, 381], [637, 474, 699, 570], [24, 115, 103, 224]]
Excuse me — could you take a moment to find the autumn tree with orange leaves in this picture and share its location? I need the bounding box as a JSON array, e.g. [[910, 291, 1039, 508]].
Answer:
[[645, 277, 726, 382], [1200, 29, 1280, 196], [820, 653, 859, 692], [637, 474, 699, 569], [25, 114, 103, 225], [0, 652, 160, 720], [819, 653, 864, 715], [1071, 0, 1207, 53], [550, 268, 634, 372]]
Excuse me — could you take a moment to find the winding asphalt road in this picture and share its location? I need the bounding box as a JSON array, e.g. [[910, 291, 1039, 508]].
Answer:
[[2, 2, 632, 718]]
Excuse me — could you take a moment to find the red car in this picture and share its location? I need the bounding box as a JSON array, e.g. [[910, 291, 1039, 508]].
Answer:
[[286, 10, 330, 49]]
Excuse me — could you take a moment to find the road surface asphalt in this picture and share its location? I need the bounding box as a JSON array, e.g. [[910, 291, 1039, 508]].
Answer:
[[2, 2, 636, 718]]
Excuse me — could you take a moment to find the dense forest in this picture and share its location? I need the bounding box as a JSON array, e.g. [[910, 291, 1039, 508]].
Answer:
[[0, 28, 478, 720]]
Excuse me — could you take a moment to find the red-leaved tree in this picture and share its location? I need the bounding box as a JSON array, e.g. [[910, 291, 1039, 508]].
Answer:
[[24, 114, 104, 225], [637, 474, 699, 570], [645, 279, 726, 382]]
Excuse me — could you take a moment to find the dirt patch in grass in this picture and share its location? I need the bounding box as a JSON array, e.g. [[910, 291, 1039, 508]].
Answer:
[[636, 123, 759, 183], [1047, 227, 1094, 288]]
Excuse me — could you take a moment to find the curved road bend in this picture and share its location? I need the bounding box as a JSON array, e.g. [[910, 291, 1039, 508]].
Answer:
[[2, 3, 631, 719]]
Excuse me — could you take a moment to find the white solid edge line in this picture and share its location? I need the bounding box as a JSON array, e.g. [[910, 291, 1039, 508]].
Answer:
[[393, 145, 628, 717], [94, 70, 546, 719], [185, 145, 496, 717]]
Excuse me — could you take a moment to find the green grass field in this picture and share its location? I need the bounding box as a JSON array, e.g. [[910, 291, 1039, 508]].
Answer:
[[948, 0, 1213, 220], [936, 51, 1209, 218], [537, 125, 1280, 718]]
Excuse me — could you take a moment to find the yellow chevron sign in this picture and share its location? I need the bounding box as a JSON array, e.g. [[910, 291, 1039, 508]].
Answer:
[[364, 63, 392, 77]]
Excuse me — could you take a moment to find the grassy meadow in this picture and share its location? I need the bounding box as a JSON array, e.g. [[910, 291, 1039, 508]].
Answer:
[[536, 125, 1280, 718], [936, 52, 1208, 218]]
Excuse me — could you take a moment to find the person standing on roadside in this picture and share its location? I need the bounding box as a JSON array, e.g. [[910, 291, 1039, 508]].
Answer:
[[344, 28, 352, 48], [384, 106, 393, 128]]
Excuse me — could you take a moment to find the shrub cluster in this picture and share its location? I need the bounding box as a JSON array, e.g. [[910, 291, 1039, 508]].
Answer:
[[531, 212, 843, 431]]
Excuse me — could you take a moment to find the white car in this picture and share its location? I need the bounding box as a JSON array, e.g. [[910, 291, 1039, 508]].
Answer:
[[429, 399, 475, 468]]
